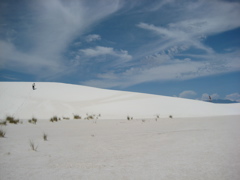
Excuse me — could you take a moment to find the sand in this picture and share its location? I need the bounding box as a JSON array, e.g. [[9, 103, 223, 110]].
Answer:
[[0, 82, 240, 179]]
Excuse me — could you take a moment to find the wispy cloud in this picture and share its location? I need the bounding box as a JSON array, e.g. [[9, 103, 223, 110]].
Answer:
[[202, 93, 219, 101], [83, 50, 240, 88], [0, 0, 239, 90], [0, 0, 122, 79], [82, 0, 240, 88], [179, 90, 197, 99], [80, 46, 132, 61], [225, 93, 240, 102], [85, 34, 101, 42]]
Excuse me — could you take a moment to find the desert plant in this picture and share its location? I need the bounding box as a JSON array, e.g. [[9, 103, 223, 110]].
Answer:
[[0, 129, 6, 137], [6, 116, 19, 124], [6, 116, 14, 121], [50, 116, 58, 122], [169, 115, 173, 119], [85, 114, 94, 120], [74, 114, 81, 119], [142, 119, 146, 123], [28, 117, 37, 124], [87, 115, 94, 120], [63, 117, 70, 120], [127, 116, 133, 120], [29, 140, 38, 151], [43, 133, 48, 141]]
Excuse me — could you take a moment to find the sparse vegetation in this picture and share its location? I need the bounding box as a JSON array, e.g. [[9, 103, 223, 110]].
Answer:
[[169, 115, 173, 119], [84, 113, 100, 120], [43, 133, 48, 141], [28, 117, 37, 124], [155, 115, 160, 121], [142, 119, 146, 123], [50, 116, 59, 122], [29, 140, 38, 151], [74, 114, 81, 119], [127, 116, 133, 120], [63, 117, 70, 120], [85, 114, 94, 120], [0, 129, 6, 137], [6, 116, 19, 124]]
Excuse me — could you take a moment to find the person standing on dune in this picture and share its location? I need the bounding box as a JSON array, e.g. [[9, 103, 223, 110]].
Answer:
[[32, 83, 35, 90]]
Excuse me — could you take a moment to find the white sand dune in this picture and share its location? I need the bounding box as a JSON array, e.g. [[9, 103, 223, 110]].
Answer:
[[0, 82, 239, 120], [0, 82, 240, 180]]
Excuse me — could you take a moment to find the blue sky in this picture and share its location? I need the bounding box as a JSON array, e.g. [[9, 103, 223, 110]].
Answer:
[[0, 0, 240, 102]]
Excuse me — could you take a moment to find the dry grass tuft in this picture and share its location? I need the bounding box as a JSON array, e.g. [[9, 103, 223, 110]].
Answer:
[[6, 116, 19, 124], [43, 133, 48, 141], [28, 117, 37, 124], [50, 116, 59, 122], [0, 129, 6, 137], [29, 140, 38, 151]]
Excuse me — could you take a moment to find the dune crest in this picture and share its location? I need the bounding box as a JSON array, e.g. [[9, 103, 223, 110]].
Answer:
[[0, 82, 239, 119]]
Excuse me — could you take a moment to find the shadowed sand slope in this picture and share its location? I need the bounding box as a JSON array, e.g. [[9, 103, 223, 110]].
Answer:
[[0, 82, 239, 119]]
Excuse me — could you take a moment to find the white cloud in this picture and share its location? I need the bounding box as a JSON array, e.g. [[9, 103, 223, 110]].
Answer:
[[211, 93, 220, 100], [0, 0, 122, 79], [135, 0, 240, 64], [137, 22, 214, 54], [201, 93, 219, 101], [1, 0, 240, 88], [201, 93, 210, 101], [0, 41, 65, 77], [179, 90, 197, 99], [85, 34, 101, 42], [82, 51, 240, 88], [80, 46, 132, 61], [225, 93, 240, 102], [80, 46, 113, 57]]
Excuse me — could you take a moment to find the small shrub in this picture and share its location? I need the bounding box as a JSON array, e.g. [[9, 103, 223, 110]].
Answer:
[[74, 115, 81, 119], [28, 118, 37, 124], [169, 115, 173, 119], [6, 116, 19, 124], [0, 129, 6, 137], [43, 133, 48, 141], [142, 119, 145, 123], [127, 116, 133, 120], [50, 116, 58, 122], [85, 114, 94, 120], [63, 117, 70, 120], [6, 116, 14, 121], [87, 115, 94, 120], [84, 113, 101, 120], [29, 140, 38, 151]]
